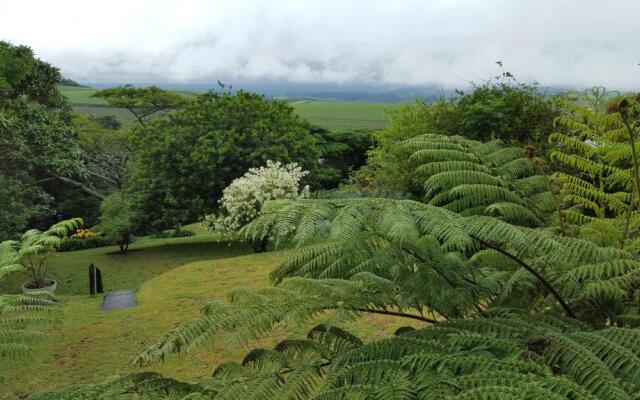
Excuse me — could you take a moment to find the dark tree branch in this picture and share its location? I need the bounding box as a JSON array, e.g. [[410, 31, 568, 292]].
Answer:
[[469, 234, 577, 319], [33, 177, 57, 184], [51, 173, 106, 200], [85, 170, 120, 186], [125, 106, 147, 127], [354, 307, 438, 323]]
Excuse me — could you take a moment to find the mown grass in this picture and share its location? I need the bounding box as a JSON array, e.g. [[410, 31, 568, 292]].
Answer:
[[0, 233, 251, 296], [59, 86, 401, 131], [0, 232, 421, 399]]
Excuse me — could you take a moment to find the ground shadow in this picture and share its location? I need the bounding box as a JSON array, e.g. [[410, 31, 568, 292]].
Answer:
[[0, 238, 254, 296]]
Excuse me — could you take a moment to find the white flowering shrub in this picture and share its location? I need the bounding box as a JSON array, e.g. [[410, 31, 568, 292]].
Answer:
[[202, 161, 310, 235]]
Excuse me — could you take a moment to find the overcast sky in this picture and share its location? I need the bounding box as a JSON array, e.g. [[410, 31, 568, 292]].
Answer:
[[1, 0, 639, 89]]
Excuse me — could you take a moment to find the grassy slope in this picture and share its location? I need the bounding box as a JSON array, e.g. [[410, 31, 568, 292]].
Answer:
[[0, 234, 420, 399], [59, 86, 109, 105], [59, 86, 400, 131], [0, 234, 251, 296]]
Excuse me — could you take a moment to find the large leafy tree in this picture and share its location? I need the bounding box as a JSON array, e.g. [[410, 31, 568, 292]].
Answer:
[[455, 69, 558, 144], [128, 90, 320, 231], [0, 42, 83, 239], [0, 41, 68, 110]]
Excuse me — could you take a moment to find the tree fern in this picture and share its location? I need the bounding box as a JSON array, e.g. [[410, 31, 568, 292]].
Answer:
[[50, 315, 640, 399], [404, 134, 553, 226], [550, 88, 640, 249]]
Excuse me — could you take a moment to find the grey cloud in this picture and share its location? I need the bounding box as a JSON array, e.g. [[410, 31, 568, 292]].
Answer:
[[2, 0, 639, 89]]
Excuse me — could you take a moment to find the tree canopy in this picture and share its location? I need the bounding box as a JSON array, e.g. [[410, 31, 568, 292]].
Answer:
[[127, 90, 321, 231], [92, 85, 189, 127], [0, 42, 82, 239]]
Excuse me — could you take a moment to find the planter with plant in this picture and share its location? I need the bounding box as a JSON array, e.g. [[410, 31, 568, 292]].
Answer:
[[0, 218, 83, 294]]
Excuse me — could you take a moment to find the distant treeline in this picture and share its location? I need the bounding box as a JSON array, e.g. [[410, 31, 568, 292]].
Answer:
[[60, 77, 85, 87]]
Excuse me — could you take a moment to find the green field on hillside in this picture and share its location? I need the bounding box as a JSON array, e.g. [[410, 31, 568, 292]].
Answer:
[[59, 86, 109, 105], [290, 100, 399, 130], [59, 86, 401, 131]]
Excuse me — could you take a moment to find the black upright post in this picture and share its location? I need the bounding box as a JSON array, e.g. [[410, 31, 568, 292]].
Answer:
[[96, 267, 104, 294], [89, 263, 96, 296]]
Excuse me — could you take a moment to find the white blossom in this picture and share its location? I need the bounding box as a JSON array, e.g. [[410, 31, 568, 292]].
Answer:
[[202, 160, 309, 234]]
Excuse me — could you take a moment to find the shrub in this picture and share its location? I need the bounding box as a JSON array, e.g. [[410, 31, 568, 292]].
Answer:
[[150, 228, 195, 239], [71, 228, 98, 239], [201, 160, 309, 252], [58, 236, 113, 252], [97, 192, 138, 254]]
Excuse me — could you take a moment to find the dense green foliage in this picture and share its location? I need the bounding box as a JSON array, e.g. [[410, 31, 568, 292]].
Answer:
[[96, 193, 138, 254], [150, 228, 195, 239], [57, 236, 113, 252], [0, 42, 68, 109], [454, 72, 558, 143], [0, 42, 83, 239], [0, 292, 57, 381], [92, 85, 188, 127], [127, 90, 322, 231], [404, 134, 554, 225], [358, 73, 558, 195], [312, 127, 374, 190], [547, 88, 640, 251]]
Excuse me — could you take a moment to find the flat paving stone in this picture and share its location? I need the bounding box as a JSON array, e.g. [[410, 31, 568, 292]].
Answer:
[[102, 290, 137, 311]]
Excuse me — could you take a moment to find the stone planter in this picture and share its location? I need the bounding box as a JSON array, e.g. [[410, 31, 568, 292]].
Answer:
[[21, 280, 57, 295]]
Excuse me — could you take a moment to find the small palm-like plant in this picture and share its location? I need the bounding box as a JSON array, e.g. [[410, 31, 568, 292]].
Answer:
[[1, 233, 61, 381], [0, 218, 82, 289]]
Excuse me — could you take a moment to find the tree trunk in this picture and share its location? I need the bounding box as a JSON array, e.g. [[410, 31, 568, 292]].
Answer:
[[118, 232, 131, 254], [252, 237, 269, 253]]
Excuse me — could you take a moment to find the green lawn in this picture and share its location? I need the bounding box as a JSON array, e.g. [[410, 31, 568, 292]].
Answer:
[[0, 233, 251, 296], [59, 86, 401, 131], [0, 232, 421, 399]]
